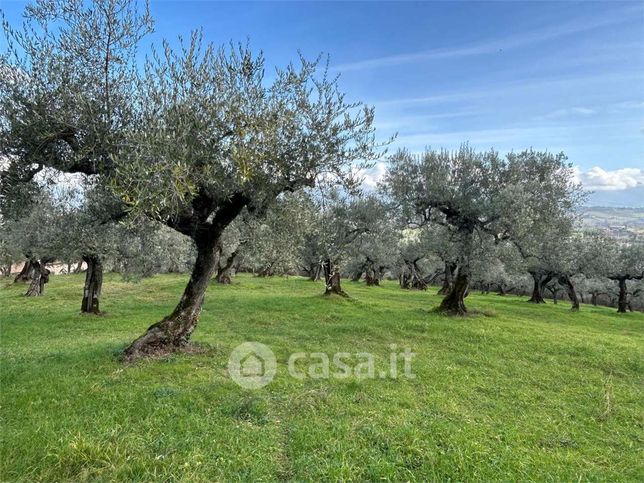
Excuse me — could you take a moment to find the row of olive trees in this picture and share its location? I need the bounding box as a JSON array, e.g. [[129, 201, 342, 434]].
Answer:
[[212, 178, 642, 314], [4, 158, 640, 315], [233, 149, 642, 312], [0, 178, 195, 303]]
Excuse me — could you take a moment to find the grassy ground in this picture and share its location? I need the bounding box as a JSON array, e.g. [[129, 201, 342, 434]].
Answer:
[[1, 273, 642, 481]]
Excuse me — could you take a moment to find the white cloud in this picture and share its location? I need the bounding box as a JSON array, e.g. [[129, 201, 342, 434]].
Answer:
[[350, 162, 387, 191], [359, 162, 387, 188], [574, 166, 644, 191]]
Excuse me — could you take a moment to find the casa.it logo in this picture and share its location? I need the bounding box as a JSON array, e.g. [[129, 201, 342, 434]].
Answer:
[[228, 342, 277, 389]]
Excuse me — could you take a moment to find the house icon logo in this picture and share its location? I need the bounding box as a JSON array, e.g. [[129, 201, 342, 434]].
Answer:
[[228, 342, 277, 389]]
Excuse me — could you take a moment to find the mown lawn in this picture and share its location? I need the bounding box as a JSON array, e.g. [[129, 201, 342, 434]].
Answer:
[[1, 273, 642, 481]]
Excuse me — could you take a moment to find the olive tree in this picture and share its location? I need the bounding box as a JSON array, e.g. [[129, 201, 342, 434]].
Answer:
[[1, 0, 152, 175], [112, 221, 195, 280], [1, 193, 58, 295], [552, 230, 615, 311], [395, 227, 440, 291], [0, 158, 44, 280], [1, 0, 152, 307], [511, 214, 579, 305], [579, 276, 616, 307], [296, 192, 385, 296], [300, 225, 326, 281], [114, 38, 382, 358], [62, 195, 194, 313], [242, 192, 314, 277], [605, 243, 644, 313], [420, 224, 460, 295], [385, 145, 581, 315], [212, 219, 245, 284], [560, 230, 644, 312], [343, 197, 398, 286]]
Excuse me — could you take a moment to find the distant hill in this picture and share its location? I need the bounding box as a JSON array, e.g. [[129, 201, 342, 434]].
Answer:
[[586, 186, 644, 208], [580, 206, 644, 241]]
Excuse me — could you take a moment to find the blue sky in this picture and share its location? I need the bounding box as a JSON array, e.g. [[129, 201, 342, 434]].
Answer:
[[2, 0, 643, 205]]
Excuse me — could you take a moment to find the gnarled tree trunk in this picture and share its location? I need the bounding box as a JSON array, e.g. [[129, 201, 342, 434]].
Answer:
[[608, 275, 643, 313], [365, 271, 379, 286], [400, 259, 427, 290], [437, 262, 456, 295], [438, 266, 469, 315], [123, 228, 222, 360], [306, 263, 322, 281], [14, 256, 35, 283], [323, 259, 346, 296], [528, 270, 552, 304], [364, 258, 379, 286], [528, 270, 544, 303], [616, 278, 628, 313], [81, 255, 103, 314], [25, 258, 51, 297], [216, 248, 238, 284], [558, 274, 579, 311], [497, 283, 514, 296], [544, 283, 560, 304], [123, 192, 250, 361], [256, 261, 276, 277]]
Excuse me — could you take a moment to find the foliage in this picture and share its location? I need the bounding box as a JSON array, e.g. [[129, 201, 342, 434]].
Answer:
[[242, 192, 315, 276], [113, 35, 383, 231], [343, 198, 399, 280], [113, 222, 195, 280], [1, 0, 153, 175], [385, 145, 582, 249], [606, 243, 644, 280]]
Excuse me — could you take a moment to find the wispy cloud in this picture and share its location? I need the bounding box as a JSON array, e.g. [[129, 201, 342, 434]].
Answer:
[[374, 110, 479, 131], [537, 100, 644, 121], [372, 72, 642, 109], [539, 107, 596, 120], [613, 100, 644, 111], [332, 6, 638, 72], [333, 44, 499, 73]]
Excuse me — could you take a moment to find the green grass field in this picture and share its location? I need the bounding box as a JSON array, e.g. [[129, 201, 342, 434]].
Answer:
[[1, 273, 642, 481]]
